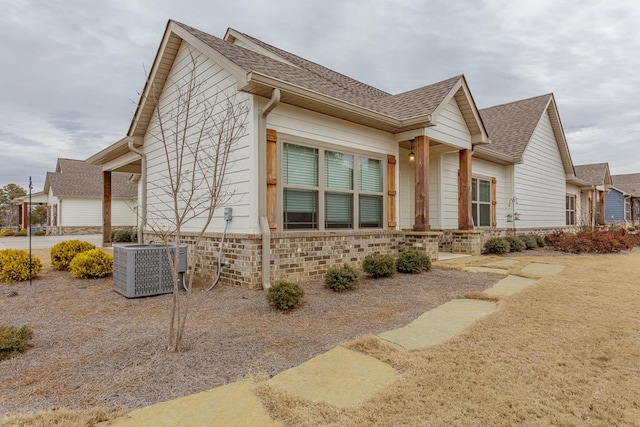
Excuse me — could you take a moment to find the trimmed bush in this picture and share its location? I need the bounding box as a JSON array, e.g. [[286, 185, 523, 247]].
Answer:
[[267, 281, 305, 311], [362, 253, 395, 278], [0, 325, 33, 361], [51, 240, 95, 271], [0, 249, 42, 282], [33, 230, 46, 236], [325, 264, 358, 291], [545, 229, 640, 253], [520, 235, 538, 250], [112, 229, 136, 243], [396, 249, 431, 274], [14, 228, 28, 237], [69, 249, 113, 279], [534, 234, 545, 248], [0, 229, 15, 237], [484, 237, 510, 255], [504, 236, 526, 252]]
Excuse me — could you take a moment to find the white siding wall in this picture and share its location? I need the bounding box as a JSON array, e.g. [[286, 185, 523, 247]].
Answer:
[[59, 198, 136, 227], [425, 97, 472, 150], [267, 103, 398, 228], [143, 41, 257, 233], [112, 200, 138, 226], [513, 110, 567, 227], [439, 152, 459, 229]]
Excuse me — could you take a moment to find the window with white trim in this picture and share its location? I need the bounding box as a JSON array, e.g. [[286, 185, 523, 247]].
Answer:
[[282, 142, 383, 230], [472, 177, 491, 227], [566, 194, 576, 225]]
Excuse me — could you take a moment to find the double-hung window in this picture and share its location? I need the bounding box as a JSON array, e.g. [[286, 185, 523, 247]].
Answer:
[[472, 177, 491, 227], [282, 142, 383, 230], [566, 195, 576, 225]]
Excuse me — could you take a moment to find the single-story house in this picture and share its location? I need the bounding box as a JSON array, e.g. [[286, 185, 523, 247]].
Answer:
[[611, 173, 640, 227], [42, 158, 138, 235], [87, 20, 587, 288], [13, 192, 48, 230], [574, 163, 612, 227]]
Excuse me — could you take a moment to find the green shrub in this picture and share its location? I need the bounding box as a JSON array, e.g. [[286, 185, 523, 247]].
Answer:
[[112, 229, 136, 243], [325, 264, 358, 291], [69, 249, 113, 279], [0, 325, 33, 360], [0, 249, 42, 282], [504, 236, 526, 252], [14, 228, 27, 237], [519, 235, 538, 250], [267, 281, 305, 311], [534, 234, 545, 248], [628, 226, 636, 232], [483, 237, 510, 255], [0, 229, 14, 237], [51, 240, 95, 271], [362, 253, 395, 278], [33, 230, 46, 236], [396, 249, 431, 274]]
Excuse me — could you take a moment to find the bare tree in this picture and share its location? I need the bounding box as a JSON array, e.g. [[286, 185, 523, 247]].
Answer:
[[145, 47, 249, 352]]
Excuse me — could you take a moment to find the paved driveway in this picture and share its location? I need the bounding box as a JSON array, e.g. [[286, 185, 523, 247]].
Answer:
[[0, 234, 104, 250]]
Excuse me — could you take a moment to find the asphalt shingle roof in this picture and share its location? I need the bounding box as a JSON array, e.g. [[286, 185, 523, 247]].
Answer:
[[574, 163, 610, 186], [47, 159, 137, 198], [174, 21, 462, 121], [612, 173, 640, 196], [478, 94, 552, 159]]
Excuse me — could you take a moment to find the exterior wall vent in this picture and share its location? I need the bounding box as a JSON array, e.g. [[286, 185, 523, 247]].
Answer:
[[113, 244, 187, 298]]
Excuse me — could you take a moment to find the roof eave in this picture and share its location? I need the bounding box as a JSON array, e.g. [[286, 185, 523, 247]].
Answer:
[[473, 146, 519, 165]]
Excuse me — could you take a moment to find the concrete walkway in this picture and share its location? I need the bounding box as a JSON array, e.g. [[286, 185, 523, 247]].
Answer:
[[102, 257, 567, 426]]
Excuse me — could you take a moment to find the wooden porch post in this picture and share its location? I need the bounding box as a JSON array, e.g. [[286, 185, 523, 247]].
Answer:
[[21, 202, 28, 229], [266, 128, 278, 230], [458, 149, 473, 230], [598, 190, 605, 225], [102, 171, 112, 247], [413, 136, 430, 231]]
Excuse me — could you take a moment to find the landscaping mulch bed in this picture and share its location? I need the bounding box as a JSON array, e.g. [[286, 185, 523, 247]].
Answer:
[[0, 259, 501, 417]]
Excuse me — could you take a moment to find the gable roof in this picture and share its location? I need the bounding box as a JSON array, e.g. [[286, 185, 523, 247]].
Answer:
[[612, 173, 640, 197], [574, 163, 613, 187], [476, 94, 575, 174], [44, 159, 137, 198]]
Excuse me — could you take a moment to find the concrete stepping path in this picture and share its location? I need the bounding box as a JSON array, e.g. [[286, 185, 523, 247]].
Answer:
[[268, 346, 397, 408], [485, 259, 520, 268], [463, 266, 509, 275], [485, 275, 536, 297], [521, 262, 565, 277], [378, 299, 497, 349], [103, 380, 280, 427]]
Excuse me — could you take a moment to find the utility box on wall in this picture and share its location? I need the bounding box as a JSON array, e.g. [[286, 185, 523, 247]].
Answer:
[[113, 244, 187, 298]]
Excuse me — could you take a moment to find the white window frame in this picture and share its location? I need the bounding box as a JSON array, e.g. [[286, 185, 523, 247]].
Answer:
[[566, 194, 576, 225], [471, 176, 492, 228]]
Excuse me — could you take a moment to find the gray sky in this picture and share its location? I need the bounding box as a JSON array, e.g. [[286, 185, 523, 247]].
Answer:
[[2, 0, 639, 191]]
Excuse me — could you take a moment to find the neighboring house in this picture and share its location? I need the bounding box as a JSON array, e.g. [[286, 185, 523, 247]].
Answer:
[[604, 187, 628, 224], [574, 163, 612, 227], [13, 192, 48, 230], [87, 20, 585, 288], [611, 173, 640, 227], [43, 158, 137, 235]]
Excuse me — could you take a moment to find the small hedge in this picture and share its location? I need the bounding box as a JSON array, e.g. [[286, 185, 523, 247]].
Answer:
[[0, 325, 33, 361], [504, 236, 526, 252], [396, 249, 431, 274], [0, 249, 42, 282], [362, 253, 395, 278], [51, 240, 96, 271], [534, 234, 545, 248], [268, 281, 305, 311], [545, 229, 640, 253], [519, 234, 538, 250], [69, 249, 113, 279], [112, 229, 137, 243], [14, 229, 28, 237], [325, 264, 358, 291], [0, 229, 15, 237], [484, 237, 510, 255]]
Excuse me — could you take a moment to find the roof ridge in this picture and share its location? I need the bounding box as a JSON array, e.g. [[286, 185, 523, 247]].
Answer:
[[479, 93, 552, 112]]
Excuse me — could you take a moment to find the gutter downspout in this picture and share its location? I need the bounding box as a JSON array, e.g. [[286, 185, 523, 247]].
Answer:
[[128, 137, 147, 244], [258, 88, 281, 290]]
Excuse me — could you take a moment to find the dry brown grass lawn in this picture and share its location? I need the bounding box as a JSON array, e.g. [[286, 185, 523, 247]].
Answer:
[[256, 250, 640, 426]]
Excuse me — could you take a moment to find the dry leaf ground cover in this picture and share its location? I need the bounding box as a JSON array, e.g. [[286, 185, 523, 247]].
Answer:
[[0, 249, 499, 419], [257, 249, 640, 426]]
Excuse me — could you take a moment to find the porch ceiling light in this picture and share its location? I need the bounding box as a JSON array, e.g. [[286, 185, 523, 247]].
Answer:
[[408, 139, 415, 162]]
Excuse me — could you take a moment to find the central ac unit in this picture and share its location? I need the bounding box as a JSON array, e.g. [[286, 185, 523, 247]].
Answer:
[[113, 244, 187, 298]]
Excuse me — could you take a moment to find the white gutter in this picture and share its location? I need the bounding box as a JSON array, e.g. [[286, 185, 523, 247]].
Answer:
[[258, 88, 280, 290], [127, 137, 147, 244]]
